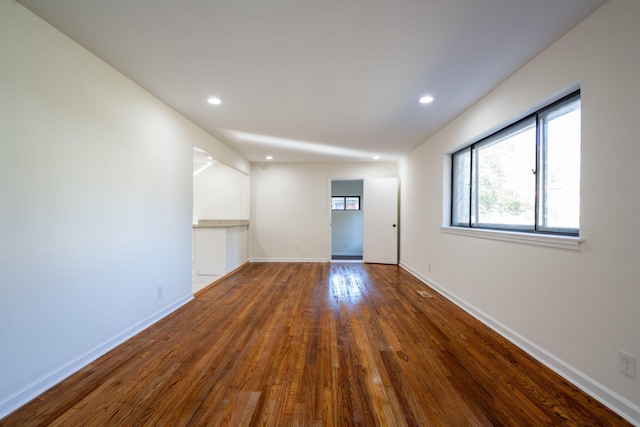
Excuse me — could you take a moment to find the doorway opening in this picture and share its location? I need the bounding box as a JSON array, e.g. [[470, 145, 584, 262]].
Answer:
[[331, 180, 363, 261]]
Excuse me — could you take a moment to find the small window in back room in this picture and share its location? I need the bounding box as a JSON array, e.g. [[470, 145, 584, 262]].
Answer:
[[345, 197, 360, 210], [332, 196, 360, 210]]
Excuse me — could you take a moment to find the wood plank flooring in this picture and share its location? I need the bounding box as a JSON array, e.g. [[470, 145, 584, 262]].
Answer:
[[1, 262, 630, 426]]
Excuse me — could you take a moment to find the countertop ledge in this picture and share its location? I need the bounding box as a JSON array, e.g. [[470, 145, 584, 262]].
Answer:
[[193, 219, 250, 228]]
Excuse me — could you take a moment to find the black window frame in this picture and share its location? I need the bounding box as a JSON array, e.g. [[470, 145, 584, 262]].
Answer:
[[451, 90, 581, 236], [331, 196, 361, 211]]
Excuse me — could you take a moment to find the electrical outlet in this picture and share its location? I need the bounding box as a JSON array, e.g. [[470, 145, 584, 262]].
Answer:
[[295, 245, 300, 252], [428, 263, 432, 272], [620, 351, 636, 379], [157, 286, 163, 299]]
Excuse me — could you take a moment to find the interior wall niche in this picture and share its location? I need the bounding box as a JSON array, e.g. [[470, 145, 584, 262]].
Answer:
[[193, 146, 249, 223]]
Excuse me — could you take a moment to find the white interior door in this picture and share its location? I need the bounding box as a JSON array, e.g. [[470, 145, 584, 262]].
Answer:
[[363, 177, 398, 264]]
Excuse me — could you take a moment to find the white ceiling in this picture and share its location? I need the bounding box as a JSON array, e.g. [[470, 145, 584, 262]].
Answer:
[[19, 0, 606, 163]]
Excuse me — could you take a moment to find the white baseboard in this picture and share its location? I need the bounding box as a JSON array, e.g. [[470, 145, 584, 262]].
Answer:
[[250, 257, 329, 263], [399, 262, 640, 426], [0, 294, 193, 420]]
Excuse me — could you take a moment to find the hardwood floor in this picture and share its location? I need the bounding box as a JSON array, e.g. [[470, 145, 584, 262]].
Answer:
[[1, 263, 630, 426]]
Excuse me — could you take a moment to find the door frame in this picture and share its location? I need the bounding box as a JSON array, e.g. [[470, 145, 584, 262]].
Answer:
[[328, 177, 365, 262], [327, 177, 399, 263]]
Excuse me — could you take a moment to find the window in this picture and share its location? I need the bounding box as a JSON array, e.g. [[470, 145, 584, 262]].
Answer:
[[451, 91, 580, 236], [332, 196, 360, 210], [331, 197, 345, 210]]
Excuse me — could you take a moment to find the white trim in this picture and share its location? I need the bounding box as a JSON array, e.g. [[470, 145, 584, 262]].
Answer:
[[441, 226, 583, 251], [250, 257, 330, 263], [399, 262, 640, 426], [0, 294, 193, 419]]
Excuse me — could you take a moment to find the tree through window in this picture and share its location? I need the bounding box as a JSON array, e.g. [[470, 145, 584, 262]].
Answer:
[[451, 91, 580, 235]]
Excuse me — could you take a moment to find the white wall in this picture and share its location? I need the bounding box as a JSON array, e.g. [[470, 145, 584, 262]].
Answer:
[[399, 0, 640, 422], [0, 1, 248, 417], [331, 180, 364, 257], [227, 226, 249, 272], [193, 162, 250, 224], [251, 162, 396, 261]]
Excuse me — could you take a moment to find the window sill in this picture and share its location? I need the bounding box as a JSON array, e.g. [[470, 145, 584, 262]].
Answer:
[[440, 226, 583, 251]]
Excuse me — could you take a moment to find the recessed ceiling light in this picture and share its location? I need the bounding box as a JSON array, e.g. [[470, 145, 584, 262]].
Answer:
[[265, 155, 273, 160], [373, 155, 380, 160], [419, 96, 434, 104], [207, 97, 222, 105]]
